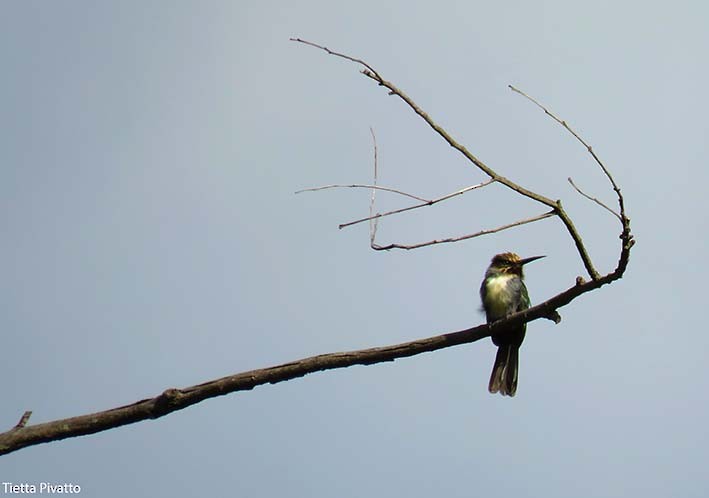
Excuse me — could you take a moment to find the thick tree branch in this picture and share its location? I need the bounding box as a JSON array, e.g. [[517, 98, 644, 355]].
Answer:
[[0, 271, 617, 456]]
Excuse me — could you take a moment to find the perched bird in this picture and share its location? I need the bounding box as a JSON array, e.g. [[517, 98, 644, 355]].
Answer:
[[480, 252, 544, 396]]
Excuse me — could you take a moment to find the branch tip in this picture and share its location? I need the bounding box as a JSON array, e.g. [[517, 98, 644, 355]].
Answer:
[[546, 311, 562, 324], [568, 177, 622, 221], [13, 411, 32, 430]]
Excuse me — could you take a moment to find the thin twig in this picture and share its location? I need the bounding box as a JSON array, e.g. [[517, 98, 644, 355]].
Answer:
[[369, 127, 379, 245], [289, 38, 382, 82], [339, 179, 496, 230], [296, 184, 429, 203], [372, 210, 556, 251], [568, 177, 621, 221]]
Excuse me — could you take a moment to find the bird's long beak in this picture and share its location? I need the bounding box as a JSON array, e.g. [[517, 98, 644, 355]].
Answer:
[[519, 255, 546, 266]]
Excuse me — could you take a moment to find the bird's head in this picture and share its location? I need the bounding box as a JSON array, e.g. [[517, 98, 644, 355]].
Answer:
[[488, 252, 545, 277]]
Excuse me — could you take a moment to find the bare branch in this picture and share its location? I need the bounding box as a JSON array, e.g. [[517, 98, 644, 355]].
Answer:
[[372, 210, 556, 251], [568, 177, 621, 221], [290, 38, 607, 280], [0, 267, 623, 456], [339, 179, 496, 230], [0, 42, 635, 457], [290, 39, 555, 207]]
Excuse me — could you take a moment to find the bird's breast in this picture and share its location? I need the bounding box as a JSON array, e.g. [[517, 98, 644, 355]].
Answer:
[[483, 274, 517, 319]]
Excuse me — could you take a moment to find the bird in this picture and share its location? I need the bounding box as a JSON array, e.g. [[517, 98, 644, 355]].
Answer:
[[480, 252, 544, 396]]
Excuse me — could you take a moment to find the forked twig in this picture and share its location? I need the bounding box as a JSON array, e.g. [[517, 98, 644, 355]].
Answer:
[[508, 84, 632, 276], [508, 85, 627, 221]]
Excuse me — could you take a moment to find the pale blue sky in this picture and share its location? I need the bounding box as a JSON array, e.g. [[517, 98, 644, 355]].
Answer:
[[2, 1, 708, 497]]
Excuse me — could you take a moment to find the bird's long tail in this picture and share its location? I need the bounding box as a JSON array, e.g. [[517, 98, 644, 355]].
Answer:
[[488, 345, 519, 396]]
